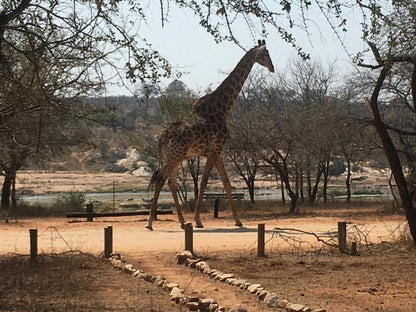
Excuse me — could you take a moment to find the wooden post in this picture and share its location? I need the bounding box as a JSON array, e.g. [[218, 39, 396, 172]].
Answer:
[[29, 229, 37, 260], [86, 203, 94, 222], [258, 223, 265, 257], [104, 226, 113, 258], [184, 223, 193, 253], [351, 241, 357, 256], [213, 198, 219, 218], [338, 221, 347, 253]]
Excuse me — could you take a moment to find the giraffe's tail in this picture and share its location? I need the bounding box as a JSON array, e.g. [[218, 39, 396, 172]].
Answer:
[[147, 169, 159, 192]]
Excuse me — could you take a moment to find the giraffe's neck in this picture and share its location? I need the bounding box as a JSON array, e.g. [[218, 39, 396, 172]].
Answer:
[[211, 48, 257, 115]]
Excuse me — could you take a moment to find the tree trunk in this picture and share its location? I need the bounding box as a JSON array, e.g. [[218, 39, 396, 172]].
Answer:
[[188, 157, 200, 201], [278, 174, 286, 204], [299, 167, 304, 202], [306, 169, 312, 202], [346, 160, 352, 204], [277, 165, 298, 214], [244, 176, 255, 203], [1, 174, 13, 210], [309, 163, 324, 205], [365, 64, 416, 244], [322, 161, 330, 203]]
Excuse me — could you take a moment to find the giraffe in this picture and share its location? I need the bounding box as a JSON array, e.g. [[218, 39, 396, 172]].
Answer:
[[146, 40, 274, 230]]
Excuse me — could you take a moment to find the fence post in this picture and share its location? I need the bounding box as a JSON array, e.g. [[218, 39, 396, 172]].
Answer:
[[258, 223, 265, 257], [184, 223, 193, 253], [213, 198, 219, 218], [351, 241, 357, 256], [104, 226, 113, 258], [86, 203, 94, 222], [338, 221, 347, 253], [29, 229, 37, 260]]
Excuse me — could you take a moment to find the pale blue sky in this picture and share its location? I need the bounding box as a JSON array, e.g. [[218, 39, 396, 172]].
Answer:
[[109, 4, 366, 96]]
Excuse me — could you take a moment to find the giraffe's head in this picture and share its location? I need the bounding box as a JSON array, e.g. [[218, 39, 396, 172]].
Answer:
[[254, 40, 275, 73]]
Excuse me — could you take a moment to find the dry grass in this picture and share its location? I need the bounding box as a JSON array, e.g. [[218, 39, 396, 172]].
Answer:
[[206, 239, 416, 312], [0, 252, 180, 312]]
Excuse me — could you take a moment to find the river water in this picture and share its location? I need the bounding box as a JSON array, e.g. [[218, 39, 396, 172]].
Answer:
[[20, 186, 391, 205]]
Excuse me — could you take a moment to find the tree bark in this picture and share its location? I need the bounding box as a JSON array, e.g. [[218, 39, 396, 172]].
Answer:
[[322, 161, 330, 203], [309, 163, 324, 205], [365, 64, 416, 244], [346, 159, 352, 204], [1, 173, 13, 210]]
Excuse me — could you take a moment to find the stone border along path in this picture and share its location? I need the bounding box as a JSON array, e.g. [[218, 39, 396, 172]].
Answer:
[[108, 252, 327, 312]]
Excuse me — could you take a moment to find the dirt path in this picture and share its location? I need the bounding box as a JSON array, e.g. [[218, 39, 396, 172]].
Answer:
[[0, 213, 406, 255], [0, 213, 408, 310]]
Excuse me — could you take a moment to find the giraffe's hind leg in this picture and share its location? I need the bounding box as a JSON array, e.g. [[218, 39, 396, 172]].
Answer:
[[194, 158, 215, 228], [146, 170, 167, 230], [167, 166, 186, 228], [215, 158, 243, 227]]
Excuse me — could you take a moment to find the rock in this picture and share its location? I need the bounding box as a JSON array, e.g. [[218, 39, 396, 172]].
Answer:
[[264, 292, 279, 307], [226, 278, 237, 285], [200, 298, 216, 310], [109, 254, 121, 260], [153, 275, 165, 286], [186, 301, 200, 311], [218, 273, 235, 282], [187, 258, 202, 268], [187, 296, 200, 303], [311, 309, 327, 312], [302, 307, 312, 312], [196, 261, 210, 272], [170, 287, 185, 302], [229, 304, 248, 312], [176, 250, 194, 264], [132, 269, 144, 277], [276, 299, 289, 309], [241, 282, 251, 290], [256, 290, 269, 301], [123, 264, 134, 273], [164, 282, 179, 291], [217, 305, 226, 312], [287, 303, 305, 312], [208, 303, 219, 312], [142, 273, 153, 283], [209, 269, 222, 278], [247, 283, 262, 293], [111, 259, 124, 269]]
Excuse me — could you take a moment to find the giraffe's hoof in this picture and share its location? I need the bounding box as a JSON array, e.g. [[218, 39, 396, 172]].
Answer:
[[235, 221, 243, 227], [180, 223, 185, 229], [195, 223, 204, 228], [145, 225, 153, 231]]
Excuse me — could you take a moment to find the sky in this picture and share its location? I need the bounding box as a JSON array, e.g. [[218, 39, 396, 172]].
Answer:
[[110, 3, 367, 96]]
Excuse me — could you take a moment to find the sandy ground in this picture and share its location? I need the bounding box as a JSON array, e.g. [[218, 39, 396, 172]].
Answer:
[[1, 211, 413, 311], [0, 213, 406, 256]]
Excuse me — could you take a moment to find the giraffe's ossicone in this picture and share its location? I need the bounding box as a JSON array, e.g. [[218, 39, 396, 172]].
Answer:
[[147, 40, 274, 230]]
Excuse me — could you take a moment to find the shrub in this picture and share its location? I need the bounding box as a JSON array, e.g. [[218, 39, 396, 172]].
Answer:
[[54, 191, 86, 212]]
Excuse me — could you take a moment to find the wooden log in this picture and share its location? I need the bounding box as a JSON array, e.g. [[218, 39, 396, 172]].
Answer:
[[66, 210, 173, 219], [258, 223, 265, 257]]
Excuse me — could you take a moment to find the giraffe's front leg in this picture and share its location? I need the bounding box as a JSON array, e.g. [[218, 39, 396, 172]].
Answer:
[[194, 158, 215, 228]]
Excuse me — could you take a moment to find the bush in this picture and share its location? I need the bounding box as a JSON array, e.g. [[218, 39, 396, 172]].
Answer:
[[54, 191, 86, 212], [329, 161, 346, 176]]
